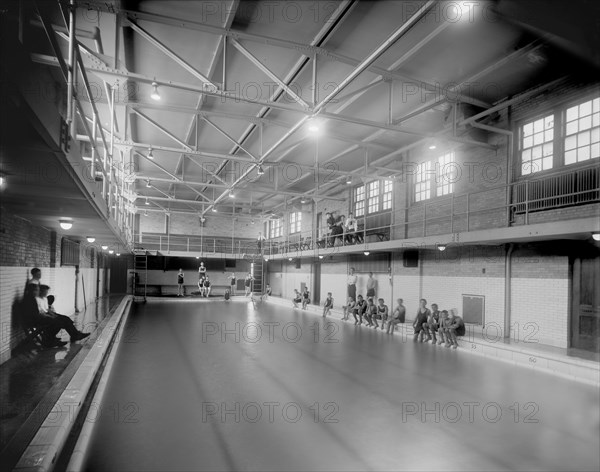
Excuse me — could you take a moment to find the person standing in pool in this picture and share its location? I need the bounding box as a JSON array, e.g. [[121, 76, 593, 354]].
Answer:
[[228, 272, 237, 296], [244, 273, 254, 297], [177, 269, 185, 296]]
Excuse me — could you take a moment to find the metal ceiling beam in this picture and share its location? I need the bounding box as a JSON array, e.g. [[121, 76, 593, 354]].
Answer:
[[131, 109, 192, 149], [89, 3, 489, 108], [128, 19, 217, 88], [230, 38, 311, 110], [201, 116, 259, 161], [133, 175, 347, 201]]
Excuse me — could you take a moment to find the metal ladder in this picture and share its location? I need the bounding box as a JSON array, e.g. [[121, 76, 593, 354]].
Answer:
[[253, 257, 264, 297], [133, 250, 147, 303]]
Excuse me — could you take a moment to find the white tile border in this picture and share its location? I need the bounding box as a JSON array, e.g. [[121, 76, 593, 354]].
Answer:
[[13, 296, 133, 472], [264, 296, 600, 387]]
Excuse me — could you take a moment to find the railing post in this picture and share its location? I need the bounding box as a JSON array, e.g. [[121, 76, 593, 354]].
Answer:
[[450, 194, 454, 233], [422, 204, 426, 237], [525, 180, 529, 225], [159, 235, 162, 252], [187, 238, 189, 252], [213, 239, 216, 253], [466, 194, 470, 231]]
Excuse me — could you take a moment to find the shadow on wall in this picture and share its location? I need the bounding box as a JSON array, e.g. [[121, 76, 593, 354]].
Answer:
[[10, 277, 28, 351]]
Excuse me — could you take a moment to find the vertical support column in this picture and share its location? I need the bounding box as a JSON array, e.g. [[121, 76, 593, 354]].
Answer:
[[66, 0, 76, 132], [108, 84, 115, 215], [312, 53, 317, 106]]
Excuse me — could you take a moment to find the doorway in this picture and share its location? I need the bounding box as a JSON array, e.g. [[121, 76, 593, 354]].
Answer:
[[571, 256, 600, 352]]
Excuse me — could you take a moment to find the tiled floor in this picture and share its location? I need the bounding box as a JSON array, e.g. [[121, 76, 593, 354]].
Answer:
[[0, 295, 124, 464]]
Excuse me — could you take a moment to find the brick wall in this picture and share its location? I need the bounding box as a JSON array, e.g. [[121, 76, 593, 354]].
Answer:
[[266, 244, 572, 348], [0, 209, 110, 365], [139, 211, 263, 239]]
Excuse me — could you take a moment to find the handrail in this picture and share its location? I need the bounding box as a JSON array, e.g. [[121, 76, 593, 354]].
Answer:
[[136, 165, 599, 255]]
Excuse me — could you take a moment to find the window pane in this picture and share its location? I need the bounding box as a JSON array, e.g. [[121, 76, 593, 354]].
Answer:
[[580, 115, 592, 131], [566, 121, 578, 135], [591, 143, 600, 159], [543, 143, 553, 156], [533, 118, 544, 133], [523, 122, 533, 136], [577, 146, 591, 162], [566, 105, 579, 122], [565, 149, 577, 165], [565, 135, 577, 151], [580, 101, 592, 117], [579, 130, 591, 147]]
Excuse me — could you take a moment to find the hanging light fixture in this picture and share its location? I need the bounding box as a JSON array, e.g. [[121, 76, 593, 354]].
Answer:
[[86, 236, 95, 243], [229, 191, 235, 198], [346, 176, 352, 185], [437, 244, 447, 251], [144, 210, 148, 216], [146, 180, 152, 188], [364, 251, 370, 256], [148, 148, 154, 159], [212, 207, 217, 212], [59, 218, 73, 230], [101, 245, 108, 250], [150, 82, 161, 100], [108, 250, 114, 255], [257, 165, 264, 175]]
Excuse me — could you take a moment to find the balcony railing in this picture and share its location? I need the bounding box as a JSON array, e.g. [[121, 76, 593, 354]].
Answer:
[[135, 165, 600, 257]]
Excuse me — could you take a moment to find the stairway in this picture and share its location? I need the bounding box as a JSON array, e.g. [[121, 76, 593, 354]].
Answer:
[[133, 250, 147, 303]]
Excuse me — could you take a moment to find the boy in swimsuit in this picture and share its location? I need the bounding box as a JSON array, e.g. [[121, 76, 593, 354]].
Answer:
[[301, 287, 310, 310], [373, 298, 388, 329], [353, 295, 367, 325], [323, 292, 334, 317], [342, 297, 355, 321]]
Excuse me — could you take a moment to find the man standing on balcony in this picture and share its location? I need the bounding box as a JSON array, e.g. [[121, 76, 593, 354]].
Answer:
[[257, 232, 266, 254], [347, 267, 357, 301]]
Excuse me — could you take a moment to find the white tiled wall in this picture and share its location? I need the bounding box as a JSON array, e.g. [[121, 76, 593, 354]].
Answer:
[[0, 266, 105, 365], [511, 278, 569, 348]]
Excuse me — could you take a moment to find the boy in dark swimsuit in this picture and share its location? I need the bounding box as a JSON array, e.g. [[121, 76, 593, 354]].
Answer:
[[413, 299, 431, 342], [353, 295, 367, 325], [373, 298, 388, 330], [323, 292, 334, 317]]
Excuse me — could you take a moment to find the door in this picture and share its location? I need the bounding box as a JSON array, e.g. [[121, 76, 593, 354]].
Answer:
[[571, 256, 600, 352]]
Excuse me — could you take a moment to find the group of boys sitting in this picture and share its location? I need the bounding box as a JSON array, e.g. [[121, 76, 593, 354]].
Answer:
[[21, 269, 90, 348], [411, 299, 465, 348], [339, 295, 401, 334], [197, 275, 212, 297], [324, 294, 466, 347]]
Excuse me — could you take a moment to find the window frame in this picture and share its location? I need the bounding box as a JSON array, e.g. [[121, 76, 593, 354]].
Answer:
[[352, 179, 394, 216], [289, 211, 302, 234], [268, 218, 282, 239], [515, 91, 600, 179]]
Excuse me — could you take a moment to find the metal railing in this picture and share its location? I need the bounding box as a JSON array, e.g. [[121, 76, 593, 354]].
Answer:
[[136, 164, 599, 256]]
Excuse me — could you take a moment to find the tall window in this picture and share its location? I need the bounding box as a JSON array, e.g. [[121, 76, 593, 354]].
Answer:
[[437, 151, 455, 196], [269, 218, 282, 238], [520, 114, 554, 175], [517, 94, 599, 176], [415, 161, 432, 202], [354, 185, 365, 217], [353, 180, 393, 216], [564, 97, 600, 165], [383, 180, 393, 210], [289, 211, 301, 234], [367, 181, 379, 213]]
